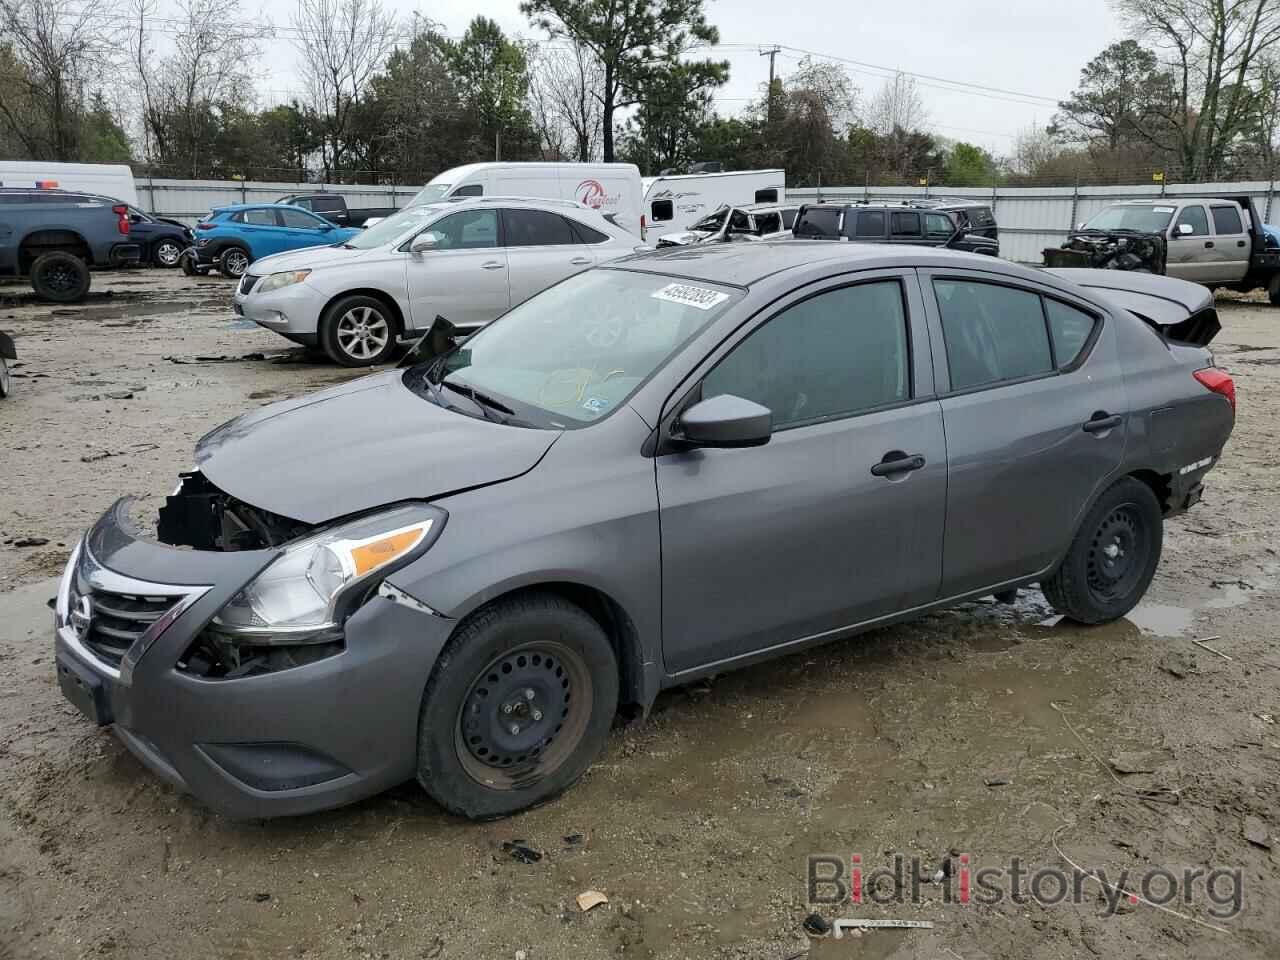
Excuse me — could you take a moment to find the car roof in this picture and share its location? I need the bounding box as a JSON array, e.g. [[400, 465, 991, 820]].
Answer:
[[613, 240, 1034, 288], [1111, 198, 1226, 206], [213, 202, 310, 212]]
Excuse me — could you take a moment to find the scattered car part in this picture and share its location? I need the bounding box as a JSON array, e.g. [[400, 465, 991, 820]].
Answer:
[[0, 330, 15, 399]]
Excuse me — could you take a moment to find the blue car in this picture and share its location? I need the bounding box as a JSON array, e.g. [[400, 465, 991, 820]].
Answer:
[[189, 203, 360, 279]]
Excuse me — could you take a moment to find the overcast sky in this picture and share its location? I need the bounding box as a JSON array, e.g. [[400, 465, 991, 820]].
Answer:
[[253, 0, 1128, 156]]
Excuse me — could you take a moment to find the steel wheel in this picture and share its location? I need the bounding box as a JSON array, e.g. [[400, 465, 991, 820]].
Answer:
[[154, 240, 182, 267], [335, 306, 390, 362], [1084, 502, 1150, 607], [454, 640, 594, 791]]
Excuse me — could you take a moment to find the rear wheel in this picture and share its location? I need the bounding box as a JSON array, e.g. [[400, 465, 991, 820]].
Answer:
[[1041, 477, 1163, 624], [153, 239, 183, 267], [218, 246, 250, 279], [29, 251, 90, 303], [1268, 272, 1280, 306], [319, 295, 399, 366], [0, 356, 10, 399], [416, 592, 618, 819]]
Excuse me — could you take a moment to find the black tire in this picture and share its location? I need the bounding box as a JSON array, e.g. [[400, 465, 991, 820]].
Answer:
[[153, 238, 183, 268], [416, 592, 619, 819], [1041, 477, 1163, 624], [217, 245, 250, 279], [1269, 272, 1280, 306], [0, 356, 10, 399], [319, 294, 400, 367], [179, 251, 198, 276], [29, 251, 90, 303]]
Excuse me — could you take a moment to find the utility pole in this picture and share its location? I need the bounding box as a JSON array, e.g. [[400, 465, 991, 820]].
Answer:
[[760, 45, 781, 123]]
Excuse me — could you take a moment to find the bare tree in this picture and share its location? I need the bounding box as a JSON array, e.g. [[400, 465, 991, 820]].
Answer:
[[130, 0, 271, 176], [527, 41, 603, 161], [866, 71, 927, 136], [0, 0, 122, 159], [1114, 0, 1280, 179], [291, 0, 398, 178]]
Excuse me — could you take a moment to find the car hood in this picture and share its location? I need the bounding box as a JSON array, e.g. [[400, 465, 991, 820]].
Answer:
[[194, 371, 560, 523], [657, 229, 715, 247], [248, 240, 373, 274]]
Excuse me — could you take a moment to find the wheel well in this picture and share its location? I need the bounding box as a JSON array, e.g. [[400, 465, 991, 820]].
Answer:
[[323, 288, 406, 334], [1127, 469, 1173, 514], [19, 231, 91, 271], [471, 583, 644, 713]]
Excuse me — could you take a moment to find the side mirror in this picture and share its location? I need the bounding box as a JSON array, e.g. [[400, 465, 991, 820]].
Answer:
[[1176, 223, 1194, 236], [1077, 221, 1086, 229], [410, 232, 441, 253], [678, 394, 772, 448], [318, 223, 334, 232]]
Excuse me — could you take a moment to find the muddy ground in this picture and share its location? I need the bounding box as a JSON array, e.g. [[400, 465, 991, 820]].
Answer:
[[1, 270, 1278, 960]]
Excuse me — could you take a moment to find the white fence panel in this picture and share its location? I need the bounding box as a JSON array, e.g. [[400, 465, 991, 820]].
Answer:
[[136, 177, 425, 224]]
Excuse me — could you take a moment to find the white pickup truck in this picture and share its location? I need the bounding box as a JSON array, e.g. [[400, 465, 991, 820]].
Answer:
[[1047, 195, 1280, 305]]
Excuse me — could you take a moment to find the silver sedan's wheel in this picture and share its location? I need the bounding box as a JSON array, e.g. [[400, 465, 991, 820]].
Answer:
[[319, 295, 400, 367], [0, 356, 10, 399], [154, 240, 183, 267], [336, 306, 390, 361]]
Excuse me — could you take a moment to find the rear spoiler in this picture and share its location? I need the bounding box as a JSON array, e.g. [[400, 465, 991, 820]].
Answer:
[[1044, 268, 1220, 347]]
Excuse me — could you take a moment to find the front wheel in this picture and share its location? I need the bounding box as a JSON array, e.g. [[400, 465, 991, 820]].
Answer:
[[153, 239, 183, 267], [319, 295, 399, 366], [1041, 477, 1163, 624], [1269, 272, 1280, 306], [218, 246, 250, 279], [416, 592, 619, 819]]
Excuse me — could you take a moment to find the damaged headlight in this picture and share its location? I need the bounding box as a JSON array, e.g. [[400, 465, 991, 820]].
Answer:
[[257, 269, 311, 293], [212, 503, 445, 640]]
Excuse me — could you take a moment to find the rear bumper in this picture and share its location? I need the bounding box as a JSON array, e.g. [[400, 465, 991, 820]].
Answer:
[[53, 500, 454, 818]]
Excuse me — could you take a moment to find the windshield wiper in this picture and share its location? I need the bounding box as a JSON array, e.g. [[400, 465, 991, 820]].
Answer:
[[442, 380, 516, 420]]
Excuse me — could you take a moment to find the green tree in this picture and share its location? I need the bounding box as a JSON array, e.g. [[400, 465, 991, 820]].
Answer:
[[79, 92, 132, 162], [1049, 40, 1171, 153], [944, 142, 995, 186], [522, 0, 726, 162], [618, 54, 727, 172], [443, 17, 538, 161]]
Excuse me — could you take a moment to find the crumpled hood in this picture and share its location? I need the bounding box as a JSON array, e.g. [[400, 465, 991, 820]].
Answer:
[[657, 229, 714, 247], [194, 371, 559, 523], [247, 240, 374, 275]]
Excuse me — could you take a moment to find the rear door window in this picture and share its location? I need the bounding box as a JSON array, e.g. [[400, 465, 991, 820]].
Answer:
[[1210, 205, 1243, 235], [890, 212, 922, 238], [502, 209, 576, 246], [853, 210, 886, 239], [754, 212, 782, 233], [925, 213, 954, 239], [934, 279, 1053, 390], [781, 209, 797, 229], [279, 208, 325, 229], [241, 208, 277, 226]]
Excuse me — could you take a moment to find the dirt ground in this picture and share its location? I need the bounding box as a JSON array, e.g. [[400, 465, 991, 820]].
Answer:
[[1, 270, 1278, 960]]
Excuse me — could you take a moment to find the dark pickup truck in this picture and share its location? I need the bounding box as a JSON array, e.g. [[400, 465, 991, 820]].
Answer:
[[0, 188, 143, 301], [275, 193, 398, 228]]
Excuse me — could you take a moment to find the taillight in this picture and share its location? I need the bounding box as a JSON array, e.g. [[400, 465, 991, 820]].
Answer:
[[112, 204, 129, 236], [196, 221, 213, 230], [1194, 367, 1235, 413], [640, 214, 646, 240]]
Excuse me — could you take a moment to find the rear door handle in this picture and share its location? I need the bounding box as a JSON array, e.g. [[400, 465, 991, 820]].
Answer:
[[481, 261, 505, 270], [1204, 241, 1214, 248], [870, 452, 926, 477], [1082, 413, 1123, 433], [569, 257, 592, 266], [1237, 240, 1247, 247]]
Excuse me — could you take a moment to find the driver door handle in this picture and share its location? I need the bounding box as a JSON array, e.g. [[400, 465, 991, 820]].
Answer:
[[569, 257, 592, 266], [870, 452, 926, 477], [481, 261, 505, 270]]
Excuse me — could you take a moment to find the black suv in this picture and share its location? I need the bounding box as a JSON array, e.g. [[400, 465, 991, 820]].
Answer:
[[792, 201, 999, 256]]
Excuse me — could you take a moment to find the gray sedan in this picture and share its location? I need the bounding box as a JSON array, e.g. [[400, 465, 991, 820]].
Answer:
[[54, 244, 1234, 818]]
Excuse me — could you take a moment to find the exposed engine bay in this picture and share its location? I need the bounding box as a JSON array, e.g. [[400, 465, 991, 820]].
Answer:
[[1045, 230, 1167, 273]]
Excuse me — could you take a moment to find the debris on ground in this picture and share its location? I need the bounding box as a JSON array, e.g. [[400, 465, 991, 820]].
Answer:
[[1109, 752, 1160, 775], [576, 890, 608, 912], [802, 913, 831, 936], [80, 442, 160, 463], [984, 775, 1010, 787], [501, 841, 543, 864], [10, 537, 49, 548], [1159, 651, 1198, 679], [563, 832, 585, 845], [1245, 816, 1272, 850]]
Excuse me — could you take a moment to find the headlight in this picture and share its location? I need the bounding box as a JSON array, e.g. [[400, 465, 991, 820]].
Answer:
[[212, 504, 445, 640], [257, 269, 311, 293]]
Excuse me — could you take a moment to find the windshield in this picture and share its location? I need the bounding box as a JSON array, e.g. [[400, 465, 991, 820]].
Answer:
[[409, 183, 452, 206], [689, 207, 729, 233], [1084, 205, 1176, 233], [342, 204, 447, 249], [417, 270, 741, 428]]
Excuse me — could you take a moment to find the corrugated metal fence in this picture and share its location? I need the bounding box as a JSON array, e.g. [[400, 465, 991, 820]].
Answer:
[[140, 175, 1279, 264], [788, 181, 1280, 263]]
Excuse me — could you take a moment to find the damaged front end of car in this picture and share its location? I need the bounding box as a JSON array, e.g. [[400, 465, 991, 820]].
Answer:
[[1044, 229, 1167, 274], [153, 472, 445, 680]]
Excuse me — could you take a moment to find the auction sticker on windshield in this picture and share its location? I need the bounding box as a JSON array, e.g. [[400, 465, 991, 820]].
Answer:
[[651, 282, 729, 311]]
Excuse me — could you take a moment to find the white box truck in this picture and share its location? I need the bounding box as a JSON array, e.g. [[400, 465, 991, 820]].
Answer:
[[407, 162, 644, 236], [641, 169, 785, 236], [0, 161, 138, 206]]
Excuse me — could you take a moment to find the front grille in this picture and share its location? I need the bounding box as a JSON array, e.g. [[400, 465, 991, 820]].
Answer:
[[238, 273, 259, 295], [72, 567, 183, 669]]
